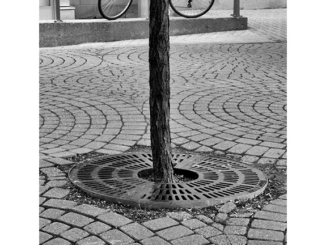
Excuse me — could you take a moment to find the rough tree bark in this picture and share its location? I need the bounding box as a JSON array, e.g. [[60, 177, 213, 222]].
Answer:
[[149, 0, 175, 183]]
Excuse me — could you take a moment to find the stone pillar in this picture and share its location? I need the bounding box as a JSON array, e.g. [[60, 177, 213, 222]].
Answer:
[[138, 0, 149, 18]]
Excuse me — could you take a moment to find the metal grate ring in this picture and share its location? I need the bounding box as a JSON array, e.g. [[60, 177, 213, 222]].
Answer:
[[69, 152, 268, 209]]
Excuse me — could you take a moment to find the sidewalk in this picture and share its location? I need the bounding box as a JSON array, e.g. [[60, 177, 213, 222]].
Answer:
[[39, 9, 287, 245]]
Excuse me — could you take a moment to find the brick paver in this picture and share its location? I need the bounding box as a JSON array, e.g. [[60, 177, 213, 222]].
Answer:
[[195, 226, 222, 238], [251, 219, 287, 231], [141, 236, 171, 245], [248, 228, 284, 241], [120, 223, 154, 240], [142, 217, 179, 231], [157, 225, 193, 240], [254, 211, 287, 223], [100, 229, 135, 244], [58, 212, 94, 227], [42, 222, 70, 235], [72, 204, 107, 217], [98, 212, 132, 227], [171, 234, 209, 245], [84, 221, 111, 235], [40, 208, 65, 219], [76, 236, 106, 245], [181, 219, 207, 229], [61, 228, 89, 242], [44, 238, 71, 245]]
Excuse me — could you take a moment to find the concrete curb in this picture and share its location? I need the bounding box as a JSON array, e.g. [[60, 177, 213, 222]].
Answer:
[[40, 17, 247, 47]]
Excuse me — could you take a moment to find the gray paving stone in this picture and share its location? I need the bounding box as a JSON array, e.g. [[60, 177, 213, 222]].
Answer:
[[141, 236, 171, 245], [181, 142, 201, 150], [196, 146, 214, 152], [263, 149, 286, 159], [72, 204, 107, 217], [248, 228, 284, 241], [171, 234, 209, 245], [98, 211, 132, 227], [218, 202, 236, 214], [121, 223, 154, 240], [43, 187, 70, 198], [46, 157, 74, 166], [40, 231, 53, 244], [260, 142, 286, 149], [84, 221, 111, 235], [40, 208, 66, 219], [236, 138, 262, 145], [254, 211, 287, 223], [228, 144, 252, 154], [245, 146, 269, 156], [100, 229, 135, 244], [276, 156, 287, 164], [209, 235, 231, 245], [224, 226, 247, 235], [199, 138, 223, 146], [251, 219, 287, 231], [40, 159, 54, 168], [42, 222, 70, 235], [182, 219, 207, 229], [45, 180, 67, 188], [195, 215, 214, 224], [214, 213, 228, 223], [44, 238, 71, 245], [227, 235, 247, 245], [142, 217, 179, 231], [241, 155, 259, 164], [167, 211, 193, 221], [211, 223, 224, 232], [269, 199, 287, 206], [40, 197, 47, 205], [213, 141, 237, 151], [40, 186, 50, 195], [195, 226, 222, 238], [61, 228, 89, 242], [157, 225, 193, 240], [279, 194, 287, 200], [257, 158, 276, 164], [59, 212, 94, 227], [263, 204, 287, 214], [230, 212, 254, 218], [247, 241, 283, 245], [40, 218, 52, 229], [77, 236, 106, 245], [226, 218, 250, 226], [42, 199, 78, 209]]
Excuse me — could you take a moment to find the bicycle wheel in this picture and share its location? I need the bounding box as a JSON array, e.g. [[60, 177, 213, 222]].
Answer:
[[169, 0, 214, 18], [98, 0, 133, 20]]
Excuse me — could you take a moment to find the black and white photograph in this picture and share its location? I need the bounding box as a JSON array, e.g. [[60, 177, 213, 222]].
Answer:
[[5, 0, 326, 244]]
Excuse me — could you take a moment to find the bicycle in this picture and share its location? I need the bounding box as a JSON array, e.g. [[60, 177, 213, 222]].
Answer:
[[98, 0, 215, 20]]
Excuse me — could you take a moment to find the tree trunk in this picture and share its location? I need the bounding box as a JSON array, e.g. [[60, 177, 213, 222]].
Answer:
[[149, 0, 175, 183]]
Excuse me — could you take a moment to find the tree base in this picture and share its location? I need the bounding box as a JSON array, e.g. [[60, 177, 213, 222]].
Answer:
[[138, 168, 199, 183]]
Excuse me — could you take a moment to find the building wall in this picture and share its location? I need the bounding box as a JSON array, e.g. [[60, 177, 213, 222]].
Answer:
[[214, 0, 286, 10], [71, 0, 139, 19], [42, 0, 287, 20]]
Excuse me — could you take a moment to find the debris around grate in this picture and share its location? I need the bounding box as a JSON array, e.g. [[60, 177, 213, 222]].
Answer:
[[69, 152, 267, 209]]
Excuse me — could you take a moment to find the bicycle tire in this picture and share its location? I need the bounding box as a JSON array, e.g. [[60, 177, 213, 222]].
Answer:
[[98, 0, 133, 20], [169, 0, 215, 18]]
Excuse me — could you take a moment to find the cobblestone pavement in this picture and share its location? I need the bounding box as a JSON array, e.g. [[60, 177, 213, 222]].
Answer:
[[39, 9, 287, 245]]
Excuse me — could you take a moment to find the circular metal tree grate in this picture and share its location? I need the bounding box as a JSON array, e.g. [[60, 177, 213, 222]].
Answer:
[[69, 153, 268, 209]]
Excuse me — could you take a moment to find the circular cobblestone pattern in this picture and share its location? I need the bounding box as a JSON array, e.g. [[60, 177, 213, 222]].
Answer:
[[40, 42, 286, 166]]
